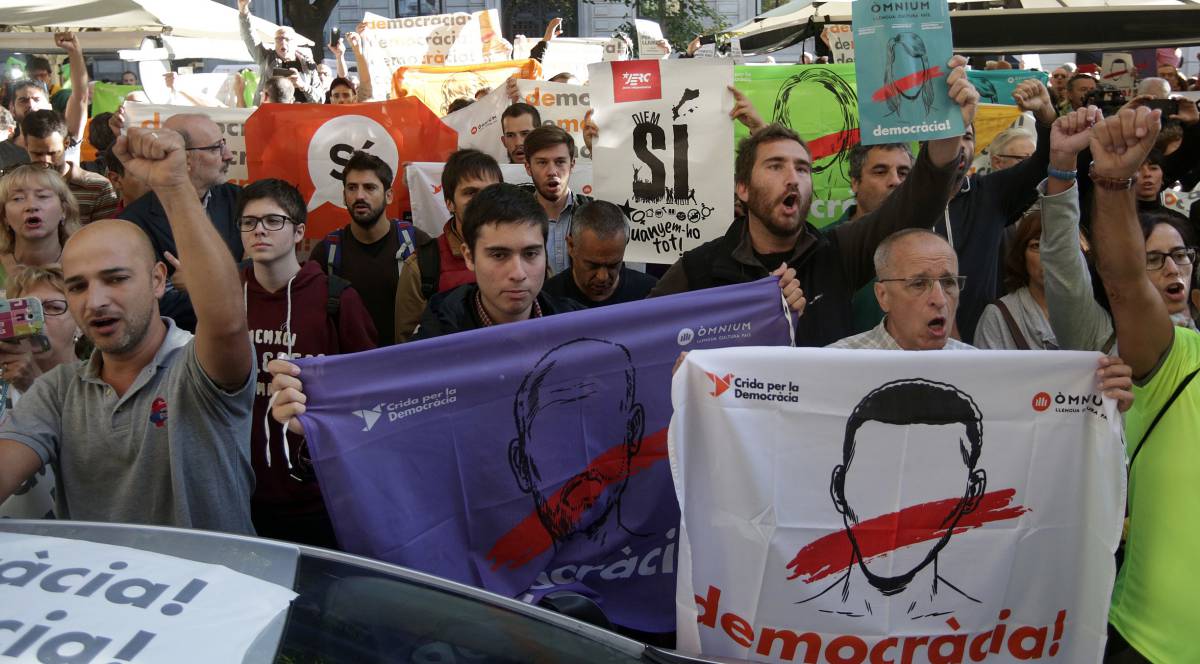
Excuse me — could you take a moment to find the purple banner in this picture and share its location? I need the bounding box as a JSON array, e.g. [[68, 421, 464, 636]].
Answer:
[[295, 278, 793, 632]]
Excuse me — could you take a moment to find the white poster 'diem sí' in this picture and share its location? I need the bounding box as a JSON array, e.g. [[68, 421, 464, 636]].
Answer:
[[590, 60, 734, 264], [670, 348, 1126, 664], [0, 532, 296, 663]]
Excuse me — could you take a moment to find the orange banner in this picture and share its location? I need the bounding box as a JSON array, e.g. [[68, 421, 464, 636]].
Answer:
[[392, 59, 542, 116], [244, 98, 458, 240]]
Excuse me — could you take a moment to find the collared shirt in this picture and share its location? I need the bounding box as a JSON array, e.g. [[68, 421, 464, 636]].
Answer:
[[473, 289, 542, 327], [0, 318, 257, 533], [827, 318, 976, 350], [547, 189, 580, 276]]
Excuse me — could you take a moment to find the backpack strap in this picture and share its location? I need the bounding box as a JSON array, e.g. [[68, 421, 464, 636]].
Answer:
[[1129, 366, 1200, 471], [416, 239, 440, 300], [325, 273, 351, 325], [994, 300, 1030, 350], [324, 227, 346, 276]]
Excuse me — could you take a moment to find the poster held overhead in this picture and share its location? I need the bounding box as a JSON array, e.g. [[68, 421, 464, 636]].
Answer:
[[590, 60, 735, 264], [853, 0, 963, 145]]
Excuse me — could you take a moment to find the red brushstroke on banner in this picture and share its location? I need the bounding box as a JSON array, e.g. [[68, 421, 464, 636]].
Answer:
[[487, 428, 669, 570], [786, 488, 1029, 583]]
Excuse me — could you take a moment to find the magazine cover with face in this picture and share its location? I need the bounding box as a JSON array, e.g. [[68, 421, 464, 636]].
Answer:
[[853, 0, 964, 144]]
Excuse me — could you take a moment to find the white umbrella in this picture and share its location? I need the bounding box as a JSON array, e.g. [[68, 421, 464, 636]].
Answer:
[[0, 0, 312, 62]]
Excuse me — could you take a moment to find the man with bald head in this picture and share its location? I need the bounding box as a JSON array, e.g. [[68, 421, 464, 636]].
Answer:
[[119, 113, 241, 331], [0, 127, 256, 534], [829, 229, 974, 351]]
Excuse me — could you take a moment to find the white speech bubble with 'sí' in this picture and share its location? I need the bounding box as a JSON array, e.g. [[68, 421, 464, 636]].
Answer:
[[306, 115, 400, 211]]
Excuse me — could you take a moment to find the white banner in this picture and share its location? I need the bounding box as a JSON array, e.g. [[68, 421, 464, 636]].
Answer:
[[515, 79, 593, 160], [670, 348, 1126, 664], [1101, 52, 1136, 96], [512, 36, 609, 82], [0, 532, 295, 663], [125, 104, 255, 187], [358, 10, 511, 102], [405, 161, 593, 237], [590, 60, 735, 264], [821, 24, 856, 63], [635, 19, 670, 59], [441, 85, 509, 162]]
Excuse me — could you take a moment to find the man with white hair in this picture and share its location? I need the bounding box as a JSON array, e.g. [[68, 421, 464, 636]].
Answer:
[[1136, 77, 1172, 100], [238, 0, 318, 103]]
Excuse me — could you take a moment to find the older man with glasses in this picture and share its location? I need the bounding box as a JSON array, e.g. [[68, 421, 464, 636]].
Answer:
[[119, 114, 241, 332], [829, 228, 975, 351]]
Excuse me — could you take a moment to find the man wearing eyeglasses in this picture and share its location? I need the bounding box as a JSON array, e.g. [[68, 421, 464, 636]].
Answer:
[[237, 178, 376, 548], [119, 114, 241, 332], [828, 229, 973, 351]]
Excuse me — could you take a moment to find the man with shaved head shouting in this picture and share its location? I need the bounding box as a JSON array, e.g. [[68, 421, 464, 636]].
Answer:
[[0, 127, 256, 534]]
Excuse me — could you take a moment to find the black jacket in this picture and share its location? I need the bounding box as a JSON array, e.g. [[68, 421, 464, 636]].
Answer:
[[412, 284, 586, 340], [649, 145, 960, 347], [937, 120, 1052, 344], [118, 182, 243, 332]]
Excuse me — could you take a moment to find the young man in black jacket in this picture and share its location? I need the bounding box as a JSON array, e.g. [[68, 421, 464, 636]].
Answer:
[[413, 183, 585, 339], [650, 55, 978, 347]]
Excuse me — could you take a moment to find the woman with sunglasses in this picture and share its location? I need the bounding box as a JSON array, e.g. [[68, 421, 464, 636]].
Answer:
[[0, 163, 81, 293], [0, 264, 82, 519]]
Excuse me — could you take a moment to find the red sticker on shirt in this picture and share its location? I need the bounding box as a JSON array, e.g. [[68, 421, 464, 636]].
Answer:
[[612, 60, 663, 103]]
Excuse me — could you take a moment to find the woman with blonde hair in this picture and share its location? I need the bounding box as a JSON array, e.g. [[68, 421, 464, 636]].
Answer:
[[0, 163, 81, 292]]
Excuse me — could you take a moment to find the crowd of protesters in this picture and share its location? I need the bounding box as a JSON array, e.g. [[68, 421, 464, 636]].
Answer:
[[0, 14, 1195, 663]]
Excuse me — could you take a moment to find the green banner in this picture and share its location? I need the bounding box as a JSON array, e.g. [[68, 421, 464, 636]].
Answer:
[[733, 64, 860, 228], [240, 70, 259, 108], [90, 82, 143, 116]]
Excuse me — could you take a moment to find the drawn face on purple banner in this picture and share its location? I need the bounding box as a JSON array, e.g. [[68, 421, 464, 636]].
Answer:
[[509, 339, 646, 547]]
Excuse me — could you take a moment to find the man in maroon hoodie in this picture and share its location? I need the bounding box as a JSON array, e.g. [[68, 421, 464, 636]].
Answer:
[[239, 178, 377, 548]]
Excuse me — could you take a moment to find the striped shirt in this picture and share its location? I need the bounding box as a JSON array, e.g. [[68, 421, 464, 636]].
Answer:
[[67, 162, 119, 224]]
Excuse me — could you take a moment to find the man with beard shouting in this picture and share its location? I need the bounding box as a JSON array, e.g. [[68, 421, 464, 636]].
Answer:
[[650, 55, 979, 347], [309, 151, 431, 346]]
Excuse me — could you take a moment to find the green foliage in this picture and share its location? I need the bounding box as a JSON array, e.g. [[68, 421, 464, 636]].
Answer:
[[585, 0, 728, 53]]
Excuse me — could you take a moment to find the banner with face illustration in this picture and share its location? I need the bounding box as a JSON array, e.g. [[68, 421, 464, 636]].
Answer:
[[853, 0, 963, 144], [671, 348, 1125, 663], [293, 279, 793, 633], [590, 60, 735, 264], [732, 64, 861, 228]]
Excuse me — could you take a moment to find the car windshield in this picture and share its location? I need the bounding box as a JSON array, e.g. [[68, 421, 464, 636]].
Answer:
[[279, 552, 645, 664]]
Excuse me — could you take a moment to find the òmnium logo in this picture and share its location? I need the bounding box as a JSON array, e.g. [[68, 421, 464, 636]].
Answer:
[[353, 404, 383, 432], [1032, 392, 1051, 412], [677, 328, 695, 346]]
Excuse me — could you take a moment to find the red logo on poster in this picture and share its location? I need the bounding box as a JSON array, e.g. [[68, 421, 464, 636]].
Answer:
[[1032, 392, 1051, 412], [612, 60, 662, 103]]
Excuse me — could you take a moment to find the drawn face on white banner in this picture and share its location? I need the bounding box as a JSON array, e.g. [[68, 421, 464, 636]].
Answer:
[[306, 115, 399, 211], [803, 379, 989, 619]]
